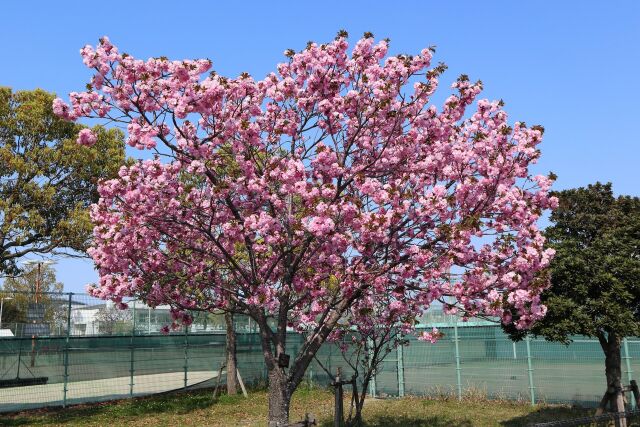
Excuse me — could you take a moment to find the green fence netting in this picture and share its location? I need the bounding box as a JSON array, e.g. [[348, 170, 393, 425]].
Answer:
[[0, 292, 630, 412]]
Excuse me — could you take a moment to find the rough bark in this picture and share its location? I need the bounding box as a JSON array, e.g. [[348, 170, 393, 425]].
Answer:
[[267, 368, 291, 427], [225, 311, 238, 395], [259, 289, 367, 425], [599, 332, 627, 427], [254, 311, 290, 425]]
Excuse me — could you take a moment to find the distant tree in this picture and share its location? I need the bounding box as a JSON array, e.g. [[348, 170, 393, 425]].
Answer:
[[2, 264, 62, 295], [0, 296, 23, 325], [191, 310, 226, 330], [2, 263, 64, 325], [95, 304, 133, 335], [506, 182, 640, 418], [0, 88, 126, 276]]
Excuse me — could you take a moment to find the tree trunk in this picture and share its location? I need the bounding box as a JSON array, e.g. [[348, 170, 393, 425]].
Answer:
[[255, 290, 363, 425], [268, 368, 291, 426], [352, 377, 369, 426], [225, 311, 238, 395], [602, 332, 627, 427]]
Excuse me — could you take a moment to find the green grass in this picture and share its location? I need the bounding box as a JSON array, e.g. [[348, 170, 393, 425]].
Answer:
[[0, 387, 617, 426]]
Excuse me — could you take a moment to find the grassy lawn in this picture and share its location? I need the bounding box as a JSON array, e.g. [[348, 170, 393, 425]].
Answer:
[[0, 387, 606, 426]]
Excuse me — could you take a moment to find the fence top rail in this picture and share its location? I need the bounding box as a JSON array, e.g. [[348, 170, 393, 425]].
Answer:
[[415, 320, 496, 328]]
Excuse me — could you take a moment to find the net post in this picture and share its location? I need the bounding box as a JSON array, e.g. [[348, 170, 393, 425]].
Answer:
[[396, 335, 404, 397], [526, 335, 535, 405], [454, 322, 462, 401], [397, 337, 405, 397], [129, 300, 136, 397], [624, 338, 635, 409], [62, 292, 72, 407], [184, 322, 189, 389]]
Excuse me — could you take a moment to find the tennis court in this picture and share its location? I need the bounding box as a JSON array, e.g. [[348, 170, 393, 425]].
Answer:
[[0, 370, 218, 412], [2, 292, 639, 413]]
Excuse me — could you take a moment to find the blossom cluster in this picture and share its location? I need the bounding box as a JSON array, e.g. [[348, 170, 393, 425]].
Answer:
[[57, 34, 556, 338]]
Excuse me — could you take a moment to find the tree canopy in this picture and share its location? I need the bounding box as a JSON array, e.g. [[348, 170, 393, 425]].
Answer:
[[0, 88, 126, 275], [503, 182, 640, 419], [1, 263, 64, 325], [57, 34, 556, 424], [522, 182, 640, 343]]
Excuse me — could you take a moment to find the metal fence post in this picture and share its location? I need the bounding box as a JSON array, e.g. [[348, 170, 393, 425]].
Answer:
[[62, 292, 72, 407], [367, 338, 377, 397], [624, 338, 635, 409], [397, 341, 405, 397], [129, 301, 136, 397], [184, 324, 189, 389], [526, 335, 535, 405], [453, 322, 462, 401]]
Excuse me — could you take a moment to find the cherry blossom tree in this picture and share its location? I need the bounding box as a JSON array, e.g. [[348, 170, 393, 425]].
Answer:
[[56, 32, 556, 424], [320, 287, 422, 425]]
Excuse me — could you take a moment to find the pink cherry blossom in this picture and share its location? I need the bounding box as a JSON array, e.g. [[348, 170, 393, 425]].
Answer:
[[57, 33, 555, 423], [76, 128, 97, 146], [419, 327, 442, 344]]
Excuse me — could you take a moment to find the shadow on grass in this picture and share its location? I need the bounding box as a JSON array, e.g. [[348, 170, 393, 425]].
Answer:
[[0, 389, 225, 426], [314, 403, 598, 427], [318, 415, 474, 427], [500, 406, 593, 426], [0, 389, 608, 427]]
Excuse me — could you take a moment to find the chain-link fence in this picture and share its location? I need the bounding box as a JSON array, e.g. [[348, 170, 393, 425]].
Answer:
[[0, 291, 265, 412], [0, 292, 632, 413]]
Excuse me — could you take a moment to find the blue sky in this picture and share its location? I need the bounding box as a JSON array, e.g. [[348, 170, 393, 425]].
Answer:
[[1, 1, 638, 292]]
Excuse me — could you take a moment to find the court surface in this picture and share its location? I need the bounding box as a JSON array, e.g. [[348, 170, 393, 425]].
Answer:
[[0, 370, 218, 412]]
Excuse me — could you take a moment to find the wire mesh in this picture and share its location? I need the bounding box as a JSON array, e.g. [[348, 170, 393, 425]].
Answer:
[[0, 291, 634, 413]]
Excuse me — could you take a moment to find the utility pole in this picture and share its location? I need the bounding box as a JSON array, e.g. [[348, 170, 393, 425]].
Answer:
[[22, 260, 55, 367]]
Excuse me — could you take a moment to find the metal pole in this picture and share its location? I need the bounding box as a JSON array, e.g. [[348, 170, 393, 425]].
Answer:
[[30, 264, 41, 368], [0, 298, 4, 329], [453, 322, 462, 401], [36, 263, 41, 303], [148, 307, 151, 335], [397, 341, 405, 397], [624, 338, 635, 410], [16, 337, 22, 379], [184, 324, 189, 389], [526, 335, 535, 405], [129, 301, 136, 397], [63, 292, 73, 407]]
